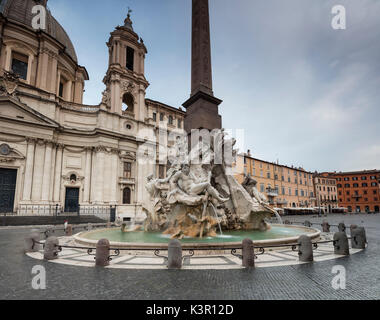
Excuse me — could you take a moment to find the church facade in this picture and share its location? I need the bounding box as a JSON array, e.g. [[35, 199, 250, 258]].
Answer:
[[0, 0, 185, 220]]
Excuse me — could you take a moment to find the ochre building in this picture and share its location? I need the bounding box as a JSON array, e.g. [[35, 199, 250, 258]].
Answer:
[[235, 152, 316, 209]]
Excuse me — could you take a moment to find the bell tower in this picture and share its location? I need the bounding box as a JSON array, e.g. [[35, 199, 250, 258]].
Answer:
[[102, 10, 149, 121]]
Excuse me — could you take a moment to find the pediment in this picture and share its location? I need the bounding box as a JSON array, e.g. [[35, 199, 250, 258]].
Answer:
[[0, 96, 58, 128], [0, 143, 24, 163]]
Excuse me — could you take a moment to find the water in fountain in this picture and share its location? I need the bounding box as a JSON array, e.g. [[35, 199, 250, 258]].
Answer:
[[209, 203, 223, 236], [274, 210, 283, 225]]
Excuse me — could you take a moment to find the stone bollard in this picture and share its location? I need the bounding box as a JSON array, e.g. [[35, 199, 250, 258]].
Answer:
[[44, 237, 60, 260], [350, 224, 358, 235], [351, 227, 367, 250], [304, 221, 312, 228], [333, 232, 350, 256], [24, 229, 41, 253], [95, 239, 110, 267], [87, 223, 93, 231], [338, 222, 346, 233], [298, 235, 314, 262], [168, 239, 182, 269], [65, 224, 73, 236], [322, 221, 331, 233], [242, 239, 255, 268], [44, 226, 53, 239]]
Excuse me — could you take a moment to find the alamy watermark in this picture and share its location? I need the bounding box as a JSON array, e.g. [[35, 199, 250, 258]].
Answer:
[[331, 265, 346, 290], [31, 5, 46, 30], [31, 265, 46, 290], [332, 5, 346, 30]]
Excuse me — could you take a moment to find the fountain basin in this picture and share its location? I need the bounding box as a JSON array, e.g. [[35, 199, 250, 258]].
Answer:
[[74, 224, 321, 251]]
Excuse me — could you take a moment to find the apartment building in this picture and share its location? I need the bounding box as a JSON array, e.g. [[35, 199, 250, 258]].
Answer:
[[235, 152, 316, 209]]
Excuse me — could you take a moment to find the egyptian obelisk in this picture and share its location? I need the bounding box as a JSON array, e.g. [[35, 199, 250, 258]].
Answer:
[[183, 0, 222, 132]]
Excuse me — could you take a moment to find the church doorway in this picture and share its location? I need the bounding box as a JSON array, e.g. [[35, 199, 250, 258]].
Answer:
[[64, 187, 80, 213], [0, 168, 17, 213]]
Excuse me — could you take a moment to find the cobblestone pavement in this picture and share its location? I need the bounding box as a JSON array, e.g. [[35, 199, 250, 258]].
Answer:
[[0, 214, 379, 300]]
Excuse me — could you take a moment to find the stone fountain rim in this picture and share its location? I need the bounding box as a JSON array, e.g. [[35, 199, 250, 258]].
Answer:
[[73, 224, 321, 250]]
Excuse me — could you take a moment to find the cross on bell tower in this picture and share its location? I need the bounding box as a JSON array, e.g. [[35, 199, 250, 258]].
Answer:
[[183, 0, 222, 133]]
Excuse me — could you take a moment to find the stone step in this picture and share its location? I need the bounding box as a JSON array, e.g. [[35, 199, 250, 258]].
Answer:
[[0, 215, 107, 226]]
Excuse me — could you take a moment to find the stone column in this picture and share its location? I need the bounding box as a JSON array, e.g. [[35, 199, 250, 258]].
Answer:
[[49, 145, 57, 201], [41, 142, 53, 202], [90, 150, 96, 203], [138, 88, 146, 122], [40, 51, 49, 90], [95, 147, 105, 204], [22, 139, 36, 201], [32, 140, 46, 201], [83, 147, 92, 204], [50, 57, 58, 93], [53, 145, 64, 203], [110, 150, 119, 204]]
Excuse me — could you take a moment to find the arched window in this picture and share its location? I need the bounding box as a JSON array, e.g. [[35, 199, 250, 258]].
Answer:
[[123, 187, 131, 204], [122, 93, 134, 113]]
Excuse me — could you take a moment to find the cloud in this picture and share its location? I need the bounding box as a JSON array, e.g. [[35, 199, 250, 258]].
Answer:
[[49, 0, 380, 173]]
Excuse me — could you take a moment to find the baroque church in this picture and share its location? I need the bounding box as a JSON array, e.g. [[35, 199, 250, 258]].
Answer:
[[0, 0, 185, 221]]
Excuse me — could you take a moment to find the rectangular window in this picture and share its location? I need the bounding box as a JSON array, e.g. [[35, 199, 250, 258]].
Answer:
[[260, 184, 265, 193], [267, 172, 271, 179], [159, 165, 165, 179], [160, 113, 164, 121], [124, 162, 132, 179], [59, 82, 64, 98], [126, 46, 135, 71], [178, 119, 182, 128], [153, 113, 157, 121], [289, 188, 292, 196], [11, 52, 28, 80]]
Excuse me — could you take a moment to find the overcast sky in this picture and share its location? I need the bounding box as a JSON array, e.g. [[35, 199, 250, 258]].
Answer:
[[49, 0, 380, 173]]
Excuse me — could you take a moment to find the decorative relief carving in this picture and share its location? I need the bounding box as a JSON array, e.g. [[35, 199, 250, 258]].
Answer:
[[0, 144, 25, 163], [40, 48, 58, 59], [121, 80, 136, 93], [0, 71, 19, 97], [101, 88, 111, 108], [120, 150, 136, 160], [95, 146, 108, 153]]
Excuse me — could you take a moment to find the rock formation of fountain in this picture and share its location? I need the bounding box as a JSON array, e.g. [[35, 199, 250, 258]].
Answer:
[[142, 130, 276, 239]]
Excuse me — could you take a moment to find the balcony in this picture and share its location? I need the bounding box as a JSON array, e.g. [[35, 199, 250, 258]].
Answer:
[[266, 188, 279, 197], [276, 199, 288, 205], [119, 177, 136, 186]]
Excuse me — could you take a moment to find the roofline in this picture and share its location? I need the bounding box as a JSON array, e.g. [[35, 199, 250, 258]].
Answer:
[[239, 153, 312, 174], [329, 170, 380, 176], [145, 98, 186, 115]]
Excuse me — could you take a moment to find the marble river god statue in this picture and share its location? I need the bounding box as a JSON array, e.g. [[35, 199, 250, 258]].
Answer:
[[143, 130, 274, 239]]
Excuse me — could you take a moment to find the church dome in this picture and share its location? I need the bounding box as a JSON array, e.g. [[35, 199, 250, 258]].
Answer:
[[0, 0, 78, 63]]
